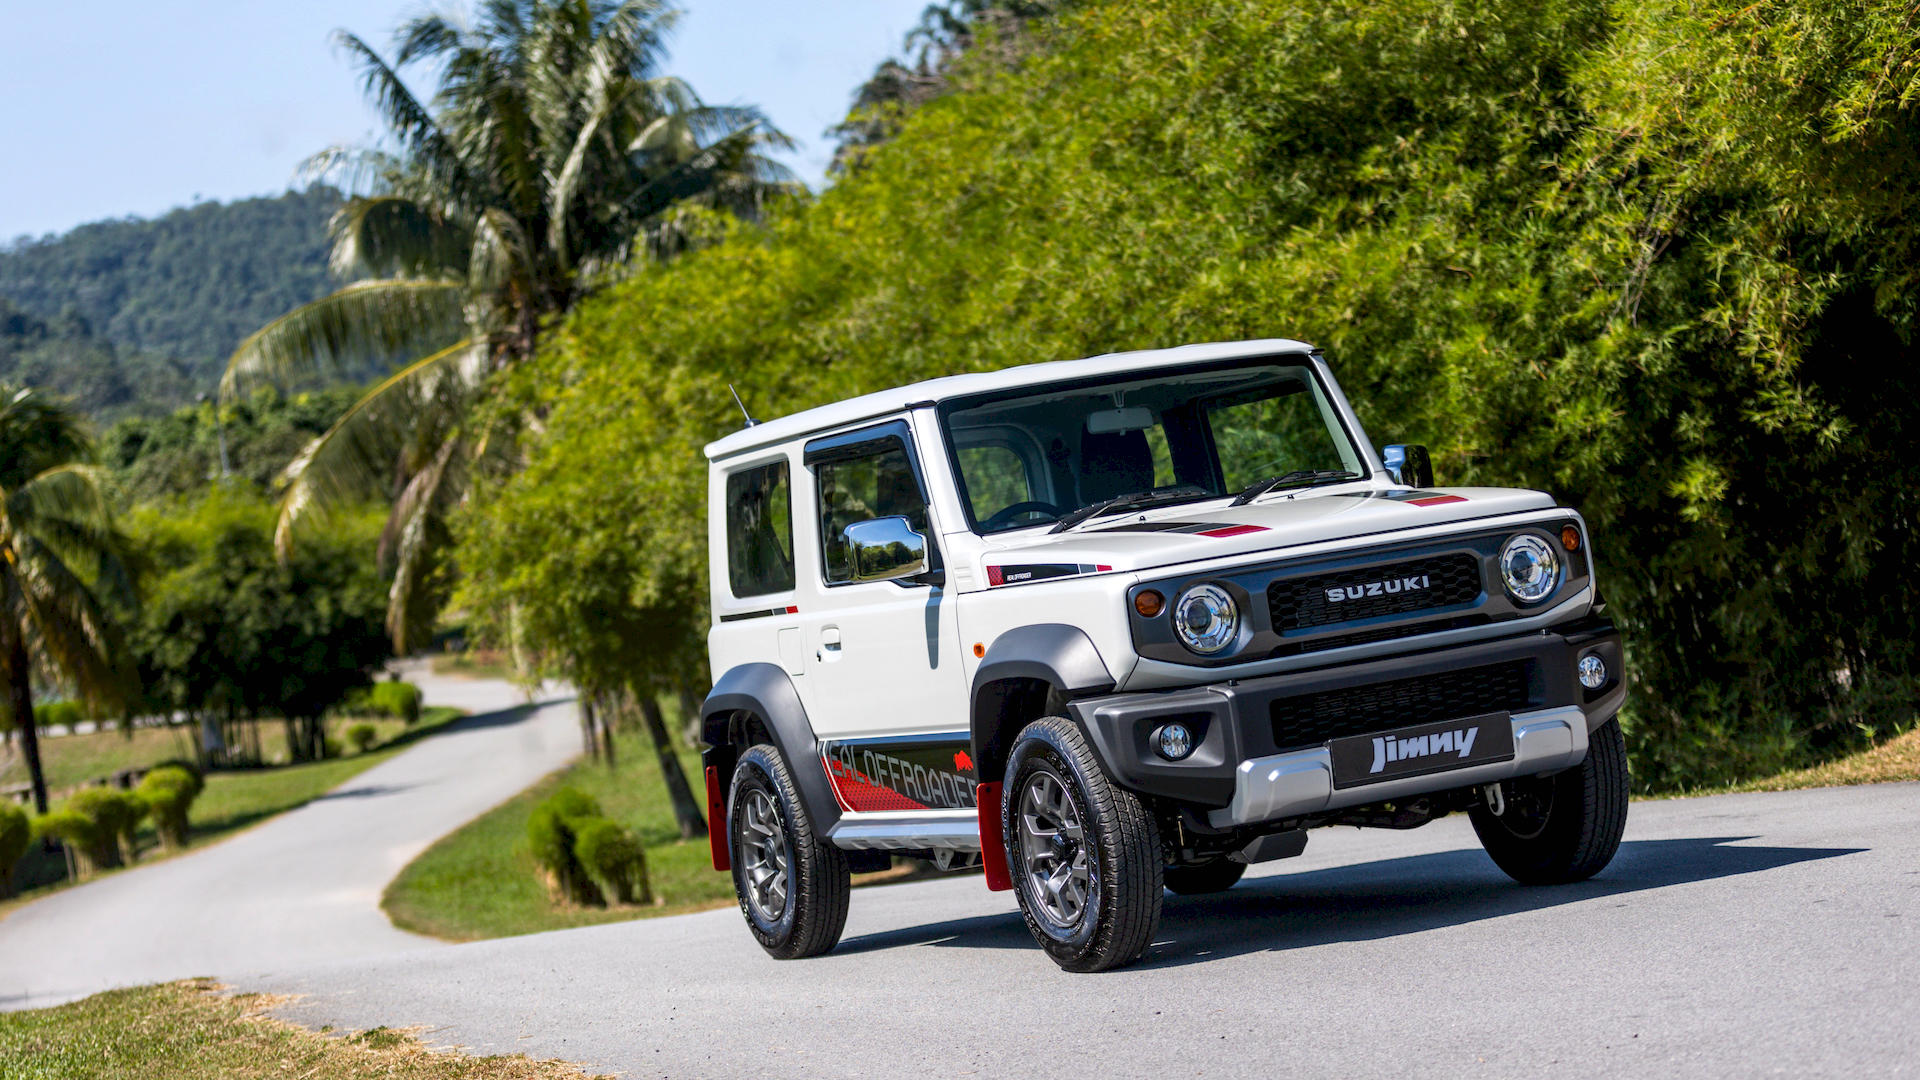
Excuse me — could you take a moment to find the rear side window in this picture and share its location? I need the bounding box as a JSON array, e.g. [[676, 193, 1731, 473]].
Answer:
[[725, 461, 794, 597]]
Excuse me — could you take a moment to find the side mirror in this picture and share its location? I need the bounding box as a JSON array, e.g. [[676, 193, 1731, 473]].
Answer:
[[1382, 444, 1433, 489], [842, 516, 931, 584]]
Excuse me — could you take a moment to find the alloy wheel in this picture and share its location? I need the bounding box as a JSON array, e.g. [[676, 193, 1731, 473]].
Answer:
[[1018, 765, 1092, 929], [738, 788, 790, 921]]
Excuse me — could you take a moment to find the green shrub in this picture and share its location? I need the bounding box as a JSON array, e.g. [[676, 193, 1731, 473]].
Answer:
[[572, 817, 651, 906], [345, 722, 378, 753], [0, 802, 29, 898], [369, 681, 423, 725], [526, 786, 606, 906], [136, 765, 203, 849], [68, 788, 146, 866], [32, 701, 83, 735], [34, 808, 110, 877]]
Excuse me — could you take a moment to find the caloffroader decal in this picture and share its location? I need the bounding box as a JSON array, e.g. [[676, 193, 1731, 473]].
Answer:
[[821, 733, 979, 812], [718, 604, 799, 623], [985, 563, 1111, 587]]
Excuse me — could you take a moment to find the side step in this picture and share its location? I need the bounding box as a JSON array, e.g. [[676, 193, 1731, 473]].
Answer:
[[828, 809, 981, 852]]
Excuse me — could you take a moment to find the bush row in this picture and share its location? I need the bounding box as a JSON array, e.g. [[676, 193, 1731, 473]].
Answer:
[[526, 786, 650, 907], [345, 680, 422, 726], [1, 764, 205, 890]]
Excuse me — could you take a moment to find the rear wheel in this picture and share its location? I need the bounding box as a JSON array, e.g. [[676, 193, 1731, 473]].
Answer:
[[1469, 718, 1629, 885], [729, 744, 850, 958], [1004, 716, 1162, 972], [1164, 859, 1247, 895]]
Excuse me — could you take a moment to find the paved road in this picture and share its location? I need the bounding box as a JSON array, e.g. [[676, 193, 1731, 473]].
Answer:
[[0, 668, 581, 1010], [251, 781, 1919, 1079]]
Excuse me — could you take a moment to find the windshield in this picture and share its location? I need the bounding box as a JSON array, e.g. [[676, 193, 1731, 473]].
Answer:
[[942, 359, 1368, 534]]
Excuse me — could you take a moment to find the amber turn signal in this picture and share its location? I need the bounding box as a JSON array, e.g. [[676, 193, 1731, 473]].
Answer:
[[972, 642, 986, 658], [1560, 524, 1581, 551], [1134, 590, 1165, 618]]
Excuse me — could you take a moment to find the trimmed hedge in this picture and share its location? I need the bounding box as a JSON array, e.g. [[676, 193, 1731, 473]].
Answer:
[[345, 722, 378, 753], [526, 786, 651, 907], [34, 809, 111, 877], [67, 788, 146, 867], [136, 765, 203, 849], [32, 701, 83, 735], [369, 681, 422, 725]]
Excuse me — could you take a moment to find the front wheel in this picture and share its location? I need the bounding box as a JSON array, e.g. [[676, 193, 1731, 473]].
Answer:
[[729, 744, 850, 959], [1469, 717, 1629, 885], [1004, 716, 1163, 972]]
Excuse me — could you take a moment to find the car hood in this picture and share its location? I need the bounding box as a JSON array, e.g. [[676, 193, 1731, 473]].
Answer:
[[973, 486, 1557, 582]]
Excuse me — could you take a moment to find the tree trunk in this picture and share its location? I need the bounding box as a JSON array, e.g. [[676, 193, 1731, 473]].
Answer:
[[580, 696, 601, 762], [5, 635, 48, 815], [636, 692, 706, 839], [599, 694, 616, 767], [676, 683, 704, 748]]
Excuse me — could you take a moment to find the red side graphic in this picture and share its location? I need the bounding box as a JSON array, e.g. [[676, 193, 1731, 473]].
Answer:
[[954, 750, 974, 773], [977, 781, 1013, 891], [705, 765, 730, 872], [1197, 525, 1269, 538], [822, 754, 929, 812], [1408, 495, 1467, 507], [985, 565, 1006, 587]]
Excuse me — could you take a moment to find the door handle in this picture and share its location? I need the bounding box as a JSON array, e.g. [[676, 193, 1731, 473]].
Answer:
[[818, 626, 842, 662]]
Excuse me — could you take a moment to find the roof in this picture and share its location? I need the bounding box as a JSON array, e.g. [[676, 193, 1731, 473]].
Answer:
[[704, 337, 1317, 461]]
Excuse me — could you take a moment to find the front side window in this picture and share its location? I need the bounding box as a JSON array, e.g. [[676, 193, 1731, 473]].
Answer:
[[725, 460, 794, 597], [815, 444, 931, 584], [942, 360, 1365, 534]]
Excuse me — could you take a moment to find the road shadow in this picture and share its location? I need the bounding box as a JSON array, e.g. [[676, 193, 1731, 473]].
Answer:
[[833, 836, 1864, 964], [437, 698, 574, 735], [312, 782, 418, 802]]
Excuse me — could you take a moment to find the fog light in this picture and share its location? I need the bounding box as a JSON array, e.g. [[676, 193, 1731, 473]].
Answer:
[[1156, 723, 1195, 761], [1578, 654, 1608, 690]]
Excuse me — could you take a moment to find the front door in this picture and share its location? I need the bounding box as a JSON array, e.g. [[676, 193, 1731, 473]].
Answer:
[[792, 419, 968, 749]]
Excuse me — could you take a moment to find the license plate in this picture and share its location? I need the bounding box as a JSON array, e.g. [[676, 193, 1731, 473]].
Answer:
[[1328, 712, 1515, 789]]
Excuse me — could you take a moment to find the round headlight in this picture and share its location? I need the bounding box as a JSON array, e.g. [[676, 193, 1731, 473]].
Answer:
[[1500, 534, 1560, 604], [1172, 583, 1240, 655]]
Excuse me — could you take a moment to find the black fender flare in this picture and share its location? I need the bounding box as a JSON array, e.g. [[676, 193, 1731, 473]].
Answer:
[[968, 623, 1115, 784], [701, 663, 840, 835]]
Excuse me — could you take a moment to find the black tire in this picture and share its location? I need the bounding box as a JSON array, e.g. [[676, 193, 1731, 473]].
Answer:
[[1469, 717, 1629, 885], [1164, 859, 1247, 895], [728, 743, 850, 959], [1003, 716, 1163, 972]]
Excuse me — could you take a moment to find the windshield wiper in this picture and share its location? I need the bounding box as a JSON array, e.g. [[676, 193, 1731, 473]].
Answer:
[[1049, 486, 1206, 533], [1229, 469, 1361, 506]]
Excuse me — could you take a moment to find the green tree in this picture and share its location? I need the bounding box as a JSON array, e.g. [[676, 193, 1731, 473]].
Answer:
[[466, 0, 1920, 791], [222, 0, 798, 652], [0, 386, 132, 813], [125, 490, 391, 763]]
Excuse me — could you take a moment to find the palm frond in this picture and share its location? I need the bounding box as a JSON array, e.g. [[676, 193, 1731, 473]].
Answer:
[[273, 338, 485, 556], [222, 280, 469, 397], [10, 533, 133, 714], [332, 30, 487, 214], [329, 196, 475, 279]]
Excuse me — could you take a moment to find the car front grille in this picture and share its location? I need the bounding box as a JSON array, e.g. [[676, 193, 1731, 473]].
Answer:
[[1267, 552, 1483, 633], [1268, 659, 1536, 752]]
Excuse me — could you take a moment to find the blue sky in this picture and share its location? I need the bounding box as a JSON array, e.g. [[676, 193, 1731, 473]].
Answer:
[[0, 1, 928, 242]]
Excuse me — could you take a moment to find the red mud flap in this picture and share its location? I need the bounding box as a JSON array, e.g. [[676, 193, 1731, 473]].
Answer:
[[706, 765, 730, 872], [977, 781, 1012, 891]]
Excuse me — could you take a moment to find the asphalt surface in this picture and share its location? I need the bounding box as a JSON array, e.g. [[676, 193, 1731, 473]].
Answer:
[[0, 667, 581, 1010], [250, 780, 1919, 1080]]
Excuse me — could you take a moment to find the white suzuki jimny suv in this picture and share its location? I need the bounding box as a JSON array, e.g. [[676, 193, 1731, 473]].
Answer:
[[700, 340, 1627, 972]]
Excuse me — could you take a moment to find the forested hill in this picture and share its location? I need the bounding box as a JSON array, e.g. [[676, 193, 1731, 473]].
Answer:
[[0, 186, 339, 367], [0, 297, 194, 420]]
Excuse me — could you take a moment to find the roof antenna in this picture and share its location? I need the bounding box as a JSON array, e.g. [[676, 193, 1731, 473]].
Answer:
[[728, 384, 759, 428]]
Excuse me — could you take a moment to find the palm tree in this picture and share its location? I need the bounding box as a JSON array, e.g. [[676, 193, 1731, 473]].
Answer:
[[224, 0, 798, 651], [0, 387, 132, 814]]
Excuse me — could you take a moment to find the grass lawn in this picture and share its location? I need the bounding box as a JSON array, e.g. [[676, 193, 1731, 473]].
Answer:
[[0, 978, 601, 1080], [2, 708, 462, 914], [1726, 726, 1920, 794], [383, 729, 735, 940]]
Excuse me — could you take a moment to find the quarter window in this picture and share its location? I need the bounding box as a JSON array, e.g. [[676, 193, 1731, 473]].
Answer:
[[725, 460, 794, 597], [816, 444, 931, 584]]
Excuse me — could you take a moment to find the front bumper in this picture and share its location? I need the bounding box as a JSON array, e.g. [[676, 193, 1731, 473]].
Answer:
[[1069, 618, 1625, 827]]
